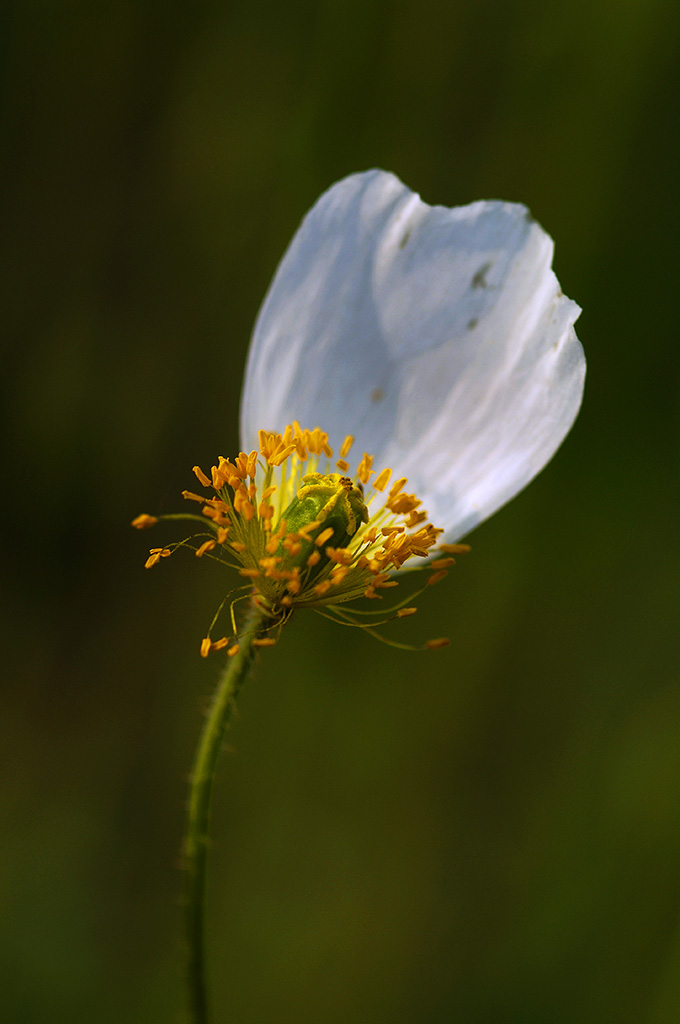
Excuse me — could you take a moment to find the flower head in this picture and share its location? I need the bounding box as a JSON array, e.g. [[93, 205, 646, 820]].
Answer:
[[242, 170, 584, 542], [134, 170, 584, 652]]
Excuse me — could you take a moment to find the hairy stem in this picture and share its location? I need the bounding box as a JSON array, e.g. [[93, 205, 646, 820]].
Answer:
[[183, 602, 265, 1024]]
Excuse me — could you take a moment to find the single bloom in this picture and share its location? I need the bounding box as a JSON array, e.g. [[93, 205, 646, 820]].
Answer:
[[134, 170, 585, 652]]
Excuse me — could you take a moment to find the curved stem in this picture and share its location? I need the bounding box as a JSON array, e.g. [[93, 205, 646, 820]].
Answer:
[[183, 602, 265, 1024]]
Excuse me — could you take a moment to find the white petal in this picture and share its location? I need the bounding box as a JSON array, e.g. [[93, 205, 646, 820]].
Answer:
[[241, 170, 585, 541]]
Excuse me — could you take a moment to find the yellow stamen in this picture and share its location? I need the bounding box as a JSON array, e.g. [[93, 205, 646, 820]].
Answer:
[[426, 638, 450, 650], [430, 557, 456, 569], [131, 514, 158, 529], [340, 435, 354, 457], [227, 644, 240, 658], [439, 543, 471, 554], [427, 569, 448, 586], [314, 527, 335, 547], [200, 637, 211, 658], [397, 607, 417, 618], [269, 443, 297, 466], [246, 451, 259, 478], [325, 547, 354, 565], [335, 459, 349, 472], [373, 467, 392, 492], [356, 453, 373, 484], [193, 465, 211, 488], [296, 520, 321, 541], [252, 637, 277, 647], [196, 540, 216, 558]]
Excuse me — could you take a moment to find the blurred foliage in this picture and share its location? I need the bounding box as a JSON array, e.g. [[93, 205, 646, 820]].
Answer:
[[2, 0, 680, 1021]]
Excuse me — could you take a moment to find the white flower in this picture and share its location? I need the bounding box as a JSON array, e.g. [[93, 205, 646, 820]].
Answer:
[[241, 169, 585, 543], [135, 170, 585, 653]]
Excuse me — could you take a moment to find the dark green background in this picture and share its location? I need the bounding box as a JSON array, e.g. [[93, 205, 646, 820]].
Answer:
[[3, 1, 679, 1021]]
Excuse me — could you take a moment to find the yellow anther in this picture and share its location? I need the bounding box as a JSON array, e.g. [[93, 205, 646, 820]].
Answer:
[[211, 637, 230, 652], [426, 638, 450, 650], [252, 637, 277, 647], [182, 490, 206, 503], [212, 464, 227, 489], [405, 510, 428, 528], [306, 550, 321, 567], [373, 467, 392, 492], [231, 541, 246, 553], [239, 568, 260, 578], [216, 527, 229, 544], [397, 607, 417, 618], [296, 520, 321, 541], [282, 536, 302, 556], [193, 465, 211, 488], [196, 539, 216, 558], [387, 493, 421, 514], [200, 637, 212, 658], [314, 580, 332, 596], [427, 569, 448, 586], [269, 443, 297, 466], [246, 451, 259, 478], [356, 453, 374, 484], [439, 543, 471, 554], [388, 477, 406, 498], [325, 547, 354, 565], [131, 514, 158, 529], [145, 551, 162, 569], [202, 505, 229, 527], [314, 527, 334, 547], [227, 644, 240, 658], [340, 435, 354, 457], [335, 459, 349, 472], [430, 557, 456, 569]]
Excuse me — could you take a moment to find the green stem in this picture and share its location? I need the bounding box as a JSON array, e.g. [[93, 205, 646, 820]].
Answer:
[[183, 602, 266, 1024]]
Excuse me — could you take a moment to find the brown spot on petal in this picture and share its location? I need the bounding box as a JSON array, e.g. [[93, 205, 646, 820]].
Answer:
[[472, 262, 492, 289]]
